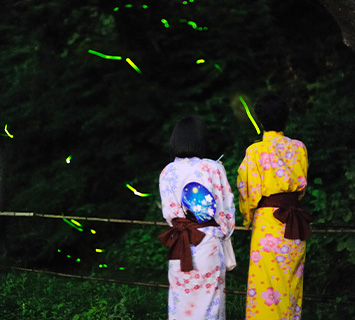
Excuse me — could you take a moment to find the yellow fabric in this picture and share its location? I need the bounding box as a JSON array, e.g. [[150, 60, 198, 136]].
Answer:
[[237, 131, 308, 320]]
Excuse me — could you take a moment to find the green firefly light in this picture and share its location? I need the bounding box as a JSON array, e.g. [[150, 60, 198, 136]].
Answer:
[[95, 248, 105, 253], [239, 96, 261, 135], [58, 249, 61, 253], [126, 58, 142, 74], [114, 7, 119, 11], [63, 218, 83, 232], [4, 124, 13, 138], [196, 59, 205, 64], [214, 64, 221, 71], [91, 229, 96, 234], [161, 19, 170, 28], [66, 155, 72, 164], [67, 255, 71, 258], [119, 267, 125, 270], [88, 49, 122, 60], [70, 219, 82, 227], [76, 258, 81, 262], [142, 5, 148, 9], [125, 4, 133, 8], [126, 184, 151, 197], [187, 21, 197, 29]]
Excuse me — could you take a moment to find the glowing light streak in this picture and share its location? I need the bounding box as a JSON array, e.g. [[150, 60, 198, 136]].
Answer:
[[67, 255, 71, 258], [70, 219, 82, 227], [114, 7, 119, 11], [196, 59, 205, 64], [125, 4, 133, 8], [63, 217, 83, 232], [179, 19, 208, 31], [76, 258, 81, 262], [119, 267, 125, 270], [161, 19, 170, 28], [187, 21, 197, 29], [4, 124, 13, 138], [126, 184, 151, 197], [99, 264, 108, 268], [95, 248, 105, 253], [239, 96, 261, 135], [126, 58, 142, 74], [142, 5, 148, 9], [66, 155, 72, 164], [58, 249, 61, 253], [214, 64, 221, 71], [88, 49, 122, 60], [91, 229, 97, 234]]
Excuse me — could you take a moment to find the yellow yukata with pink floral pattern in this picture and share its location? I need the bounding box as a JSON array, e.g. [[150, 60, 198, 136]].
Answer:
[[237, 131, 308, 320]]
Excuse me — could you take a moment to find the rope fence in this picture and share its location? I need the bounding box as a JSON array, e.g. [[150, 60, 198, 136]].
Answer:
[[0, 211, 354, 306], [1, 211, 355, 233]]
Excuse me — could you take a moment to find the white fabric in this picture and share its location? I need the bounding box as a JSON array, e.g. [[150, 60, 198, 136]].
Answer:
[[159, 157, 236, 320]]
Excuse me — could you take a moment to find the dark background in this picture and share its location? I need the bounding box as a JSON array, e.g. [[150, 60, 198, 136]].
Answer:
[[0, 0, 354, 318]]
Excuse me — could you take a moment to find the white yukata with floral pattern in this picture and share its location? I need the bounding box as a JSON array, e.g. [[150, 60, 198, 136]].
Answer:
[[159, 157, 235, 320]]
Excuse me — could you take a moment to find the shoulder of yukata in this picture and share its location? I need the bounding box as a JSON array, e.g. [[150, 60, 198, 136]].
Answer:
[[292, 139, 307, 150], [199, 158, 225, 174]]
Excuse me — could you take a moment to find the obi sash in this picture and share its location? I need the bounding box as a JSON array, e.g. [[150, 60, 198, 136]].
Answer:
[[258, 192, 313, 241], [158, 217, 219, 272]]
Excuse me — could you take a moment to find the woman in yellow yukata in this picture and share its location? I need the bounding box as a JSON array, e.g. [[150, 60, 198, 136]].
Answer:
[[237, 95, 312, 320]]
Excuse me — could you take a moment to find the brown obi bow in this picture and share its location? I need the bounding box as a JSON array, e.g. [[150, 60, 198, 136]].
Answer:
[[158, 218, 218, 272], [258, 192, 313, 241]]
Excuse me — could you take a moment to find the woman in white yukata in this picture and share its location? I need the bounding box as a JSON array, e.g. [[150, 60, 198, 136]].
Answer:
[[159, 116, 236, 320]]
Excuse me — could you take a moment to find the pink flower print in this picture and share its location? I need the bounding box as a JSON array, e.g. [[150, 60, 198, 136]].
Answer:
[[248, 288, 257, 297], [226, 213, 232, 220], [194, 274, 200, 279], [219, 211, 225, 217], [280, 245, 289, 253], [185, 310, 192, 316], [260, 152, 271, 170], [185, 289, 190, 294], [208, 177, 212, 183], [250, 250, 262, 264], [298, 176, 307, 188], [261, 287, 281, 306], [237, 180, 246, 190], [213, 169, 220, 175], [214, 184, 223, 191], [201, 164, 210, 172], [296, 262, 304, 278], [286, 150, 294, 159], [276, 168, 285, 177], [276, 256, 285, 263], [206, 283, 212, 289], [259, 234, 280, 253], [205, 272, 211, 278]]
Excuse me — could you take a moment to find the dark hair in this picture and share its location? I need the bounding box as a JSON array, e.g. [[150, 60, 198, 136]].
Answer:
[[254, 95, 289, 132], [169, 116, 206, 158]]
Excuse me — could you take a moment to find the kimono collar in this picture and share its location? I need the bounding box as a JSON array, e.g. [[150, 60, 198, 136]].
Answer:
[[263, 131, 284, 141]]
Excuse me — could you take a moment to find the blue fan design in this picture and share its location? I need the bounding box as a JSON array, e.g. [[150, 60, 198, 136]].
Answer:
[[181, 182, 217, 223]]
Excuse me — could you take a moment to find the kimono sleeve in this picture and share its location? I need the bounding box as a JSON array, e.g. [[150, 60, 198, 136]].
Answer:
[[211, 163, 236, 238], [237, 146, 262, 228]]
